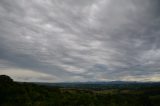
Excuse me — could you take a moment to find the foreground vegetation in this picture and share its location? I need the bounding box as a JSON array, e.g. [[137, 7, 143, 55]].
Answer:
[[0, 75, 160, 106]]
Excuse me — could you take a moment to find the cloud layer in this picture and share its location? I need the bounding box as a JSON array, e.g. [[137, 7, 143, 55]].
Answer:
[[0, 0, 160, 82]]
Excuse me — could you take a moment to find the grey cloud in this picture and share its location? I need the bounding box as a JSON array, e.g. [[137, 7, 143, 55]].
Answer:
[[0, 0, 160, 82]]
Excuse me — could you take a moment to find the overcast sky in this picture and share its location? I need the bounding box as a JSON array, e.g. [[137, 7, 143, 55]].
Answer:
[[0, 0, 160, 82]]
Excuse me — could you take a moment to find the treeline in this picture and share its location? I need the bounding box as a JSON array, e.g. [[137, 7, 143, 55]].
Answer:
[[0, 75, 160, 106]]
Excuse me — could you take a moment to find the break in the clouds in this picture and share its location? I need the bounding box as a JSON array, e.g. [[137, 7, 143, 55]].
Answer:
[[0, 0, 160, 82]]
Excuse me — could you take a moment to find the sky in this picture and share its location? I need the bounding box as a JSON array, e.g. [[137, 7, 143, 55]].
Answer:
[[0, 0, 160, 82]]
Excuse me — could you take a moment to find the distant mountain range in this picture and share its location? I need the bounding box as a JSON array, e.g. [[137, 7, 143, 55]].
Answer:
[[0, 75, 159, 90], [34, 81, 160, 90]]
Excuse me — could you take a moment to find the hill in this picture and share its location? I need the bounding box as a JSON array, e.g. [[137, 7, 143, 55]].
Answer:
[[0, 75, 160, 106]]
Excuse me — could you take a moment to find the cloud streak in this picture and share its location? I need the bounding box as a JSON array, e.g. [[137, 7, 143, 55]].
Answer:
[[0, 0, 160, 82]]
